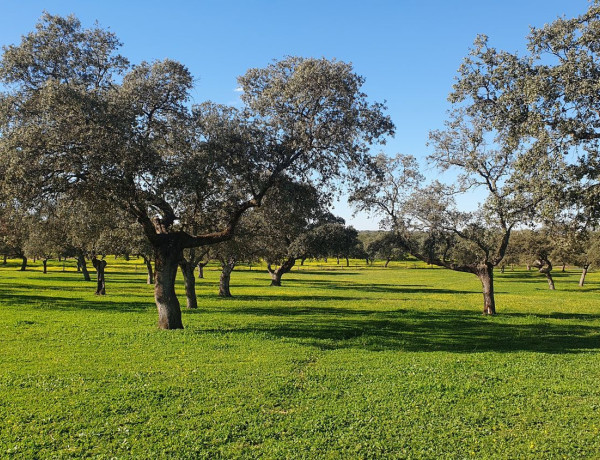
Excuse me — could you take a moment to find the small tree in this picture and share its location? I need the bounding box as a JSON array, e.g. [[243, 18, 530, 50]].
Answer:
[[366, 232, 407, 267], [352, 108, 545, 315]]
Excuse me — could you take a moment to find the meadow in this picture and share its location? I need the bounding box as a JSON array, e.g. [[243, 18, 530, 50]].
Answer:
[[1, 258, 599, 458]]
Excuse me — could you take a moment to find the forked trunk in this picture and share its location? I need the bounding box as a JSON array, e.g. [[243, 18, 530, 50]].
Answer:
[[154, 241, 183, 330], [20, 255, 27, 271], [198, 261, 208, 279], [535, 259, 555, 290], [179, 260, 197, 309], [77, 253, 91, 281], [267, 257, 296, 286], [219, 258, 236, 297], [579, 264, 590, 287], [268, 266, 283, 286], [91, 257, 107, 295], [476, 264, 496, 315]]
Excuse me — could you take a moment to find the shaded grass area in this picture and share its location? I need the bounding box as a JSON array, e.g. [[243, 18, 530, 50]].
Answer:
[[1, 259, 600, 458]]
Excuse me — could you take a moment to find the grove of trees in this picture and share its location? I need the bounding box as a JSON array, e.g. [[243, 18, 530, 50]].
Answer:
[[2, 3, 600, 328]]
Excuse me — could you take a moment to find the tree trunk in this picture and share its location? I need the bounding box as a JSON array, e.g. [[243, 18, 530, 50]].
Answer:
[[500, 265, 505, 273], [267, 257, 296, 286], [336, 256, 340, 265], [384, 258, 391, 268], [536, 259, 555, 290], [579, 264, 590, 287], [42, 259, 48, 274], [154, 241, 184, 330], [545, 272, 556, 290], [142, 255, 154, 284], [179, 259, 197, 309], [3, 254, 7, 265], [476, 264, 496, 315], [300, 257, 306, 266], [219, 258, 236, 297], [91, 257, 107, 295], [77, 253, 91, 281], [19, 255, 27, 271], [561, 263, 566, 272], [526, 264, 531, 271], [345, 256, 350, 267], [197, 261, 208, 279]]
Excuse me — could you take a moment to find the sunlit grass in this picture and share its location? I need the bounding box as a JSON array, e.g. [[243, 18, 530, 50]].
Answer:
[[1, 258, 599, 458]]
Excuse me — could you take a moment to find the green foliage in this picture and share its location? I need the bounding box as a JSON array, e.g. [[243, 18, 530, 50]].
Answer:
[[1, 259, 599, 457]]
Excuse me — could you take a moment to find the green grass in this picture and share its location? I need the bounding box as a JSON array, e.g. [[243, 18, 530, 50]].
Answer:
[[1, 258, 599, 458]]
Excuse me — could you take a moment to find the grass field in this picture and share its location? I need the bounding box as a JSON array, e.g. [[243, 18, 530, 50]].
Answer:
[[1, 258, 599, 458]]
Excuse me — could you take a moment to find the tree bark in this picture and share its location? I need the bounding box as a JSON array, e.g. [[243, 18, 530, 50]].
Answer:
[[77, 253, 91, 281], [579, 264, 590, 287], [535, 259, 555, 290], [197, 261, 209, 279], [219, 258, 236, 297], [2, 254, 7, 265], [345, 256, 350, 267], [19, 255, 27, 271], [91, 257, 107, 295], [267, 257, 296, 286], [384, 258, 391, 268], [142, 255, 154, 284], [476, 264, 496, 315], [179, 259, 197, 309], [42, 258, 48, 274], [154, 240, 184, 330], [561, 263, 566, 272]]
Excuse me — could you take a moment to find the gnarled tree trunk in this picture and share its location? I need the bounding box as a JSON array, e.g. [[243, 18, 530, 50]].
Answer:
[[219, 257, 236, 297], [197, 260, 209, 279], [476, 263, 496, 315], [535, 258, 555, 290], [91, 257, 107, 295], [267, 257, 296, 286], [154, 240, 184, 330], [179, 259, 197, 309]]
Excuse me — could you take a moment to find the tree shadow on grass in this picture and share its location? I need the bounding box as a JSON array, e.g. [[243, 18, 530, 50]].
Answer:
[[290, 278, 482, 295], [200, 305, 600, 354], [0, 289, 153, 313]]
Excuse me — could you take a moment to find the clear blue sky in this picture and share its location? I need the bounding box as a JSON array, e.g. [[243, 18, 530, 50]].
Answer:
[[0, 1, 591, 229]]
